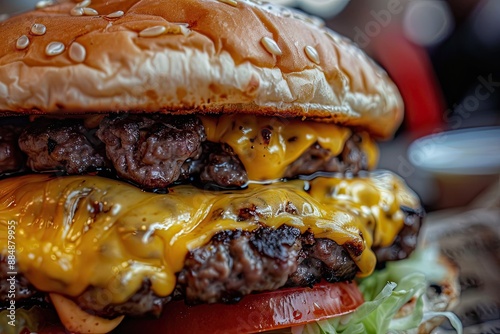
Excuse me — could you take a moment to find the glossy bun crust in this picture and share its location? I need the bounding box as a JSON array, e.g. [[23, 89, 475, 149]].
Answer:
[[0, 0, 403, 138]]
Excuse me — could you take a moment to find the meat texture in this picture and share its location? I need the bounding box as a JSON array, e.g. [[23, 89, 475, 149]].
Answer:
[[0, 126, 24, 174], [285, 134, 368, 177], [1, 208, 422, 317], [97, 115, 205, 189], [198, 142, 248, 187], [1, 225, 361, 317], [373, 206, 425, 264], [18, 120, 106, 174], [3, 115, 371, 188]]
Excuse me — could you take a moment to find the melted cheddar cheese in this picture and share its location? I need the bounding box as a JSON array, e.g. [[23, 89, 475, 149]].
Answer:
[[0, 172, 419, 304], [200, 115, 379, 180]]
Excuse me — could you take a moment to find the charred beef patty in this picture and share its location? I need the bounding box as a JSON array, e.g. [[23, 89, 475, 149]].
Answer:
[[373, 206, 425, 265], [96, 114, 206, 189], [0, 205, 423, 317], [0, 115, 415, 318], [285, 134, 367, 177], [1, 114, 370, 188], [18, 119, 106, 174], [0, 126, 24, 174]]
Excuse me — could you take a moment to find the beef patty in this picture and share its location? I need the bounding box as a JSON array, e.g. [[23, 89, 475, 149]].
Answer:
[[1, 114, 370, 188], [0, 125, 24, 174], [0, 206, 423, 318]]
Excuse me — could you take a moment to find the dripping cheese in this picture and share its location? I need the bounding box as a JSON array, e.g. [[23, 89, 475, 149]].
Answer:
[[0, 172, 418, 304]]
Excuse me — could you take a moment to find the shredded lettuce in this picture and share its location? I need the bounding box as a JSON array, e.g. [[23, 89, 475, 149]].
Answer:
[[297, 247, 463, 334]]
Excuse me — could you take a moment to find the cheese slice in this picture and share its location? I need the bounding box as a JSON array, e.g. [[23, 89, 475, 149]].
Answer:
[[200, 115, 379, 180], [0, 172, 418, 304]]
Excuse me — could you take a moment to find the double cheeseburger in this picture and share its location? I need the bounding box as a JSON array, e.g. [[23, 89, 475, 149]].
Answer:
[[0, 0, 459, 333]]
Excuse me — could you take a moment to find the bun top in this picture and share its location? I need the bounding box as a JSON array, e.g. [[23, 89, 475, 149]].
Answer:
[[0, 0, 403, 138]]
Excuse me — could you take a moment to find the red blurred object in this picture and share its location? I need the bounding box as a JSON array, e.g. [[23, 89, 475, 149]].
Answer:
[[373, 27, 446, 137]]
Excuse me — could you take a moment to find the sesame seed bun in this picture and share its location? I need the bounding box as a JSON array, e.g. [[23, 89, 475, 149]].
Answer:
[[0, 0, 403, 138]]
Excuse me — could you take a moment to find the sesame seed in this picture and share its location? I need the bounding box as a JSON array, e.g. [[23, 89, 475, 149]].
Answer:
[[75, 0, 91, 8], [16, 35, 30, 50], [31, 23, 47, 36], [308, 16, 324, 27], [281, 8, 292, 18], [261, 36, 282, 56], [324, 30, 343, 44], [45, 41, 65, 56], [304, 45, 320, 64], [139, 25, 166, 37], [292, 12, 323, 28], [70, 7, 84, 16], [69, 42, 86, 62], [106, 10, 124, 19], [83, 7, 98, 16], [292, 13, 305, 21], [217, 0, 238, 7], [175, 23, 190, 36], [36, 0, 54, 9]]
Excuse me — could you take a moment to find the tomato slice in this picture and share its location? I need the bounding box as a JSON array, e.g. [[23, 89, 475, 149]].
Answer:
[[116, 281, 363, 334]]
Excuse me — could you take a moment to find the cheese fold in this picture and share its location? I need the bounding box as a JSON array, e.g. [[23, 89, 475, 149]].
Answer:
[[200, 115, 379, 180]]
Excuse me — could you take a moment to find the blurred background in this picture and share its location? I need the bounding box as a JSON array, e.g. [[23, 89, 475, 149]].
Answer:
[[1, 0, 499, 333], [277, 0, 500, 210]]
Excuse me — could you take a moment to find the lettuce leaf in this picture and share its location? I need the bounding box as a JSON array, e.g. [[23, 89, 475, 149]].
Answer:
[[297, 247, 463, 334]]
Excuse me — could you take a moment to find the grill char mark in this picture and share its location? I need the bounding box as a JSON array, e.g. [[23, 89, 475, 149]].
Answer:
[[0, 208, 424, 317]]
